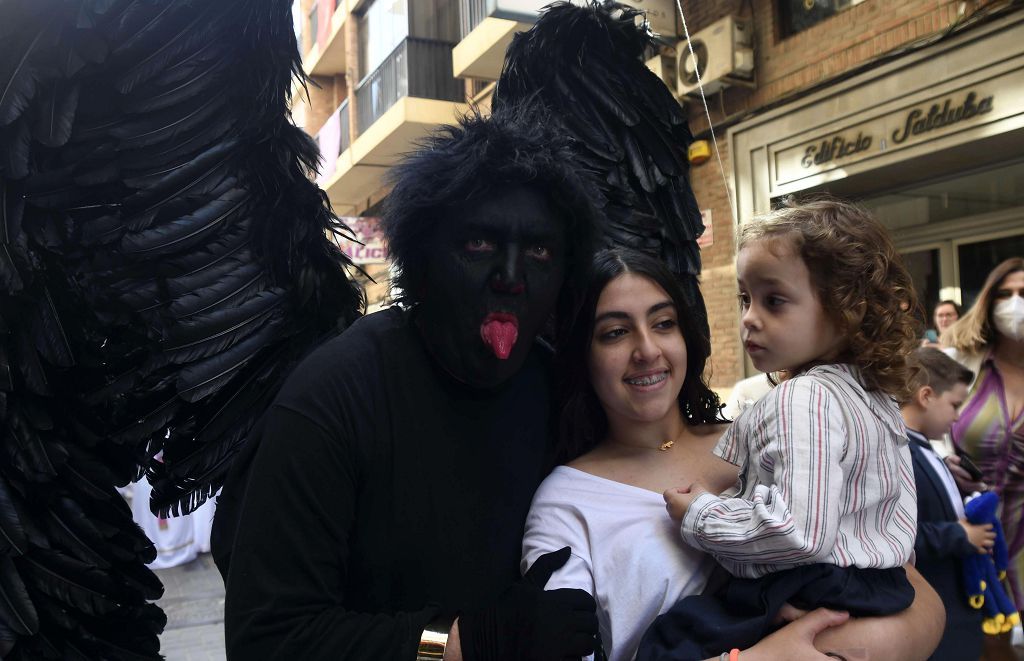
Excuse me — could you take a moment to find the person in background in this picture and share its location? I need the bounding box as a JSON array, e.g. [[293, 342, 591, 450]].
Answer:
[[923, 300, 961, 347], [522, 247, 944, 661], [943, 256, 1024, 661], [902, 347, 988, 660]]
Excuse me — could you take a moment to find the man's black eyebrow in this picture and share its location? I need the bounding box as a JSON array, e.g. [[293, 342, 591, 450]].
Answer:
[[593, 301, 675, 325]]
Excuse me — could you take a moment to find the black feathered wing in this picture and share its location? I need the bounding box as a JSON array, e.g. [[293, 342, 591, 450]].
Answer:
[[493, 0, 706, 317], [0, 0, 362, 657]]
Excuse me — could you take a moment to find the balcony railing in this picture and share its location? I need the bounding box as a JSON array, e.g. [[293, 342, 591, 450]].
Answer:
[[459, 0, 496, 39], [355, 38, 463, 135], [338, 100, 350, 154]]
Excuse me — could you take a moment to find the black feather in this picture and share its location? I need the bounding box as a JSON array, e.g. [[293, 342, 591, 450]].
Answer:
[[21, 551, 121, 616], [32, 80, 79, 148], [176, 309, 285, 402], [32, 288, 75, 369], [122, 186, 246, 255], [0, 556, 38, 636], [2, 180, 25, 244], [0, 475, 27, 555], [169, 257, 265, 319], [162, 289, 285, 364], [0, 1, 364, 652], [0, 21, 48, 127], [0, 244, 25, 292], [494, 0, 706, 306], [0, 116, 32, 179], [114, 3, 229, 96]]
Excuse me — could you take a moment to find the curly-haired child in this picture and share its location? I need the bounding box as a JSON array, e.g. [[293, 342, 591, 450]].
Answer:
[[639, 199, 922, 660]]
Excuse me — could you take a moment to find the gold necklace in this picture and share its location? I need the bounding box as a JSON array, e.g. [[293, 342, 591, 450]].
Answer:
[[608, 430, 682, 452]]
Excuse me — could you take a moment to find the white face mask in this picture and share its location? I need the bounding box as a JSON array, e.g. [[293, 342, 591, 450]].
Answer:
[[993, 295, 1024, 341]]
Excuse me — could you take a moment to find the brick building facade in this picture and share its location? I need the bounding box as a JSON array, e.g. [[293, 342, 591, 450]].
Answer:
[[679, 0, 1024, 394]]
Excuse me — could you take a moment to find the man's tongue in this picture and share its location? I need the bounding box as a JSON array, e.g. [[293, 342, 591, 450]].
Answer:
[[480, 314, 519, 360]]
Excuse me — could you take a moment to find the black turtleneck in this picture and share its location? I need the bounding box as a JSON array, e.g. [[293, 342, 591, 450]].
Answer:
[[222, 307, 555, 659]]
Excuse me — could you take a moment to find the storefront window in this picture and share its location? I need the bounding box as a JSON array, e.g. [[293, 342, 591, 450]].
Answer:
[[358, 0, 409, 80], [853, 159, 1024, 313], [863, 159, 1024, 230], [778, 0, 864, 37]]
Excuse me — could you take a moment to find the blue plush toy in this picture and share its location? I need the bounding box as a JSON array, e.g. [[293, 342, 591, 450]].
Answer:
[[963, 491, 1020, 634]]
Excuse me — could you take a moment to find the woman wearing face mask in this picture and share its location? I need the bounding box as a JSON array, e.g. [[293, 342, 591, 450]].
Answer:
[[943, 257, 1024, 660]]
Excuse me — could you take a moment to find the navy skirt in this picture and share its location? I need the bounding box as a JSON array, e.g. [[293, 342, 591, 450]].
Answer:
[[635, 564, 914, 661]]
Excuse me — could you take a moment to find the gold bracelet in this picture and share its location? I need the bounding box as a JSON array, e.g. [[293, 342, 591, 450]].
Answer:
[[417, 615, 454, 660]]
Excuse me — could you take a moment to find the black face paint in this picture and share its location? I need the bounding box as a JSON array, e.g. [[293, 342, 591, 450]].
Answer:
[[416, 185, 567, 388]]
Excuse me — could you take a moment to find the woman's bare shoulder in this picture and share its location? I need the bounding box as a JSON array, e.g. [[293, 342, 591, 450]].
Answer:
[[565, 445, 615, 473]]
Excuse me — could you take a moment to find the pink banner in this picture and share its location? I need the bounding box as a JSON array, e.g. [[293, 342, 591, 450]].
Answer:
[[336, 217, 388, 265]]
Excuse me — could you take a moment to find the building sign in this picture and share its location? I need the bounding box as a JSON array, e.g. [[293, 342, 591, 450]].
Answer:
[[493, 0, 676, 37], [795, 90, 994, 170], [336, 216, 388, 265], [771, 81, 1008, 186], [890, 91, 993, 144], [697, 209, 713, 248], [800, 132, 872, 168]]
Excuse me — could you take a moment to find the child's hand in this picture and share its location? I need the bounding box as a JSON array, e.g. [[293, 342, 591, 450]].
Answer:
[[663, 484, 708, 522], [960, 519, 996, 554]]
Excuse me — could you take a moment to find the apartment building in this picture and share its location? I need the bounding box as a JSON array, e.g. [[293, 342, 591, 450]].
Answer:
[[292, 0, 469, 309]]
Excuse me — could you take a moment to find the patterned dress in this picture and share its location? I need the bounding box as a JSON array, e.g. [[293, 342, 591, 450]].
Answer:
[[952, 355, 1024, 607]]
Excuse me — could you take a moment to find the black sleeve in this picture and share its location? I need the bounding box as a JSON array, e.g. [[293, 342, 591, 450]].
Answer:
[[914, 520, 976, 560], [223, 406, 436, 660]]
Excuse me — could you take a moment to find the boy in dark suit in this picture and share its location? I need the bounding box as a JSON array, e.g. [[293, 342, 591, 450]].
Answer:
[[901, 347, 993, 660]]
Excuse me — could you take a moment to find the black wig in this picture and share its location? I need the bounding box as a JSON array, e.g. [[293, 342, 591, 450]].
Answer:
[[381, 105, 604, 305], [556, 247, 725, 463]]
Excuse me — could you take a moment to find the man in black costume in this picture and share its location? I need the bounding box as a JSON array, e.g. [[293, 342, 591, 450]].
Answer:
[[219, 111, 601, 659]]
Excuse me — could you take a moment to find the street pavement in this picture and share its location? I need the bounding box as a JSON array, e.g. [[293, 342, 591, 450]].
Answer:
[[148, 552, 1024, 660], [154, 553, 226, 661]]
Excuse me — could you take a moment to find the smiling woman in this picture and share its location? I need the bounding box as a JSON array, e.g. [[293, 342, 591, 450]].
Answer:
[[587, 272, 689, 437], [523, 248, 733, 660]]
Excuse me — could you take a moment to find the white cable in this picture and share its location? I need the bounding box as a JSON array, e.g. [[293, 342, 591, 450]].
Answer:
[[675, 0, 738, 224]]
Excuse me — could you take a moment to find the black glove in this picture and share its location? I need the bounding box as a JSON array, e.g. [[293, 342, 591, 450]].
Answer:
[[459, 546, 598, 661]]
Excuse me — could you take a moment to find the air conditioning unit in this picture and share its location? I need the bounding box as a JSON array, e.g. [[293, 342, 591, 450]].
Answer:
[[676, 15, 754, 97], [644, 53, 677, 96]]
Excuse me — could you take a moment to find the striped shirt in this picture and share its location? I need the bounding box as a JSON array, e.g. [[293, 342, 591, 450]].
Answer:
[[681, 364, 917, 579]]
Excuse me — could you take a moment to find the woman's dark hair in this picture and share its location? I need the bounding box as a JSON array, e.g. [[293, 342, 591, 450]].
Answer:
[[381, 105, 602, 305], [555, 248, 724, 463]]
